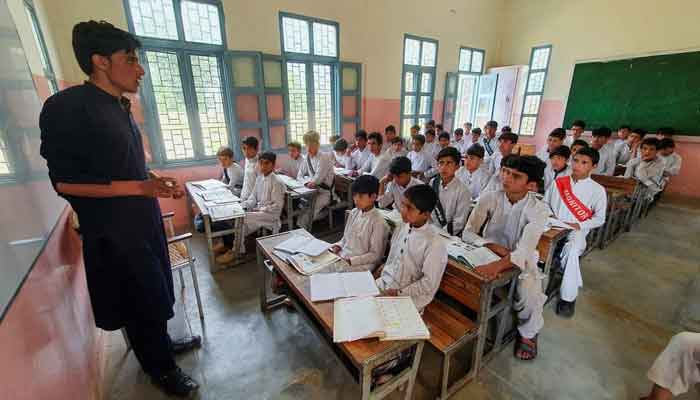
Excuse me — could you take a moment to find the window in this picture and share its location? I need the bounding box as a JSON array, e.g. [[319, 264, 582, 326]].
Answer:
[[453, 46, 485, 130], [0, 132, 11, 175], [24, 1, 58, 94], [400, 35, 438, 137], [518, 45, 552, 135], [125, 0, 229, 163], [280, 12, 339, 144]]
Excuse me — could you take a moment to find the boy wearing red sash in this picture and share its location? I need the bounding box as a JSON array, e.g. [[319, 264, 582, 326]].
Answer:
[[544, 147, 607, 317]]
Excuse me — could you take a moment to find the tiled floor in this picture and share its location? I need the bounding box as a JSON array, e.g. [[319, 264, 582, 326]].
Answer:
[[103, 202, 700, 399]]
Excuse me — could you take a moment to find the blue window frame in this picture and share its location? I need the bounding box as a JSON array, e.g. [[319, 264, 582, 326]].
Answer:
[[400, 34, 438, 137], [279, 12, 339, 145], [23, 0, 58, 95], [518, 45, 552, 136]]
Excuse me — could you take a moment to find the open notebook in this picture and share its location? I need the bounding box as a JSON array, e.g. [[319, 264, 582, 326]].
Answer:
[[333, 296, 430, 343], [310, 271, 379, 302], [446, 242, 500, 270], [274, 235, 331, 257]]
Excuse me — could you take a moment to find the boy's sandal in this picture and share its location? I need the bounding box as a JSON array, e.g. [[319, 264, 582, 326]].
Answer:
[[515, 335, 538, 361]]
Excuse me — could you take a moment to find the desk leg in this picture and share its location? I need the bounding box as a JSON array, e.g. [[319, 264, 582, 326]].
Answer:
[[186, 190, 195, 232], [233, 216, 245, 263], [542, 239, 559, 293], [203, 216, 217, 272], [257, 250, 288, 312], [286, 194, 293, 231], [472, 284, 494, 376], [404, 341, 424, 400]]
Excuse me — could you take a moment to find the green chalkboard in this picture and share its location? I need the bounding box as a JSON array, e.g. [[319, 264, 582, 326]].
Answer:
[[563, 51, 700, 135]]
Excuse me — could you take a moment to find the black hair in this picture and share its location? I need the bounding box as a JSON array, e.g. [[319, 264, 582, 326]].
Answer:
[[437, 146, 461, 164], [287, 141, 302, 150], [411, 124, 420, 131], [216, 146, 234, 158], [428, 120, 436, 126], [425, 128, 436, 137], [501, 153, 516, 167], [391, 136, 403, 145], [502, 155, 546, 183], [575, 147, 600, 165], [501, 126, 512, 134], [385, 125, 396, 134], [438, 132, 451, 141], [631, 128, 647, 138], [72, 20, 141, 75], [572, 120, 586, 129], [641, 137, 660, 149], [242, 136, 259, 149], [435, 123, 443, 131], [658, 138, 675, 149], [334, 138, 348, 151], [464, 122, 473, 127], [355, 130, 368, 140], [466, 144, 485, 159], [485, 120, 498, 129], [549, 145, 571, 160], [657, 127, 675, 136], [549, 128, 566, 140], [592, 126, 612, 138], [389, 156, 412, 175], [619, 125, 631, 131], [454, 128, 464, 136], [413, 134, 426, 145], [258, 151, 276, 163], [471, 127, 482, 135], [499, 132, 519, 144], [571, 139, 589, 149], [351, 174, 380, 195], [404, 184, 438, 213], [368, 132, 383, 145]]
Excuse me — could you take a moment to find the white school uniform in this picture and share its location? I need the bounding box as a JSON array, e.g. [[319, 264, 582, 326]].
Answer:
[[563, 135, 584, 148], [297, 151, 335, 226], [661, 153, 682, 177], [483, 172, 503, 193], [375, 222, 448, 312], [407, 149, 433, 173], [543, 164, 572, 192], [240, 155, 260, 202], [378, 177, 423, 209], [544, 175, 607, 302], [592, 144, 616, 176], [647, 332, 700, 397], [221, 163, 244, 196], [349, 146, 371, 170], [429, 176, 472, 235], [239, 173, 286, 252], [463, 190, 549, 339], [624, 156, 665, 198], [455, 166, 491, 200], [535, 147, 552, 166], [334, 152, 351, 169], [615, 141, 639, 165], [360, 151, 392, 179], [451, 138, 467, 154], [480, 135, 498, 157], [485, 150, 505, 175], [424, 141, 440, 161], [334, 207, 389, 272], [279, 155, 304, 179]]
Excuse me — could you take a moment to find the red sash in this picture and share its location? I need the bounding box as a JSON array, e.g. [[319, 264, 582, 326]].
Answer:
[[555, 176, 593, 222]]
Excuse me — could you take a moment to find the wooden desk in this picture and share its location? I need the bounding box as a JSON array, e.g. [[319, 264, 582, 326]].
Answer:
[[537, 227, 571, 292], [256, 230, 424, 400], [277, 175, 318, 231], [185, 182, 244, 271]]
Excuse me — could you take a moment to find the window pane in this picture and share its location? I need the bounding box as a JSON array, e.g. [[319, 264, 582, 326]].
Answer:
[[454, 75, 477, 128], [421, 41, 436, 67], [282, 17, 310, 54], [520, 116, 537, 135], [312, 22, 337, 57], [0, 134, 11, 174], [24, 6, 48, 71], [420, 72, 432, 93], [527, 71, 546, 93], [417, 117, 428, 131], [531, 47, 550, 70], [403, 95, 415, 115], [523, 95, 541, 114], [471, 51, 483, 73], [404, 38, 420, 65], [128, 0, 178, 40], [313, 64, 333, 144], [286, 62, 308, 143], [263, 60, 282, 88], [190, 55, 228, 156], [231, 56, 256, 87], [404, 71, 416, 92], [458, 48, 471, 72], [419, 96, 431, 115], [401, 119, 416, 137], [48, 79, 59, 95], [342, 66, 357, 91], [146, 51, 194, 160], [181, 0, 222, 45]]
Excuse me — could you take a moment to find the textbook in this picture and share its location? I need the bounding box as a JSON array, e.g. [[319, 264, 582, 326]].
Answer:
[[191, 179, 227, 191], [288, 251, 342, 275], [277, 175, 304, 189], [334, 167, 353, 176], [208, 203, 245, 222], [333, 296, 430, 343], [310, 271, 380, 302], [446, 242, 500, 269], [201, 188, 239, 202], [274, 235, 331, 257]]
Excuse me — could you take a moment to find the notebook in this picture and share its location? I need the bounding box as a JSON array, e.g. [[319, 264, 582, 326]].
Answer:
[[277, 175, 304, 189], [547, 217, 570, 229], [333, 296, 430, 343], [191, 179, 227, 191], [209, 203, 245, 222], [310, 271, 380, 302], [334, 167, 353, 176], [201, 188, 239, 202], [274, 235, 331, 257]]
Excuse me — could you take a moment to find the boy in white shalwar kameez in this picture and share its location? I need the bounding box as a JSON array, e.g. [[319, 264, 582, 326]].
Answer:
[[429, 147, 471, 236], [485, 132, 518, 176], [590, 126, 616, 176], [455, 143, 491, 200], [542, 145, 572, 192], [544, 147, 607, 317], [240, 136, 261, 202], [658, 138, 682, 190], [357, 132, 392, 180], [462, 155, 549, 361], [377, 156, 423, 209], [624, 137, 665, 200], [406, 134, 435, 176], [643, 332, 700, 400], [330, 175, 389, 272], [216, 146, 244, 196], [296, 130, 335, 228]]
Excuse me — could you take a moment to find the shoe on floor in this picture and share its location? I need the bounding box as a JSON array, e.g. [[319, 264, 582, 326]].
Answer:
[[172, 335, 202, 355], [556, 299, 576, 318], [151, 367, 199, 397], [212, 241, 228, 254], [215, 249, 235, 264]]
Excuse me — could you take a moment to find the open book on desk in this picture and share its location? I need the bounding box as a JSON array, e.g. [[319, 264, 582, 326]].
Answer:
[[191, 179, 227, 191], [201, 188, 239, 203], [446, 241, 501, 270], [274, 235, 331, 257], [208, 203, 245, 222], [288, 251, 346, 275], [333, 296, 430, 343], [310, 271, 379, 302], [277, 175, 304, 189]]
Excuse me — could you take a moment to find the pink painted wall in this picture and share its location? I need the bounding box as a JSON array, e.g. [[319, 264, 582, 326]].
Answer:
[[0, 208, 104, 400]]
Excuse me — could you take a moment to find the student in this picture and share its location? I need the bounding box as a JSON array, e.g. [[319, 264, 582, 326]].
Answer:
[[389, 136, 406, 159], [383, 125, 405, 157], [456, 144, 491, 200], [656, 127, 675, 140], [375, 184, 448, 311], [570, 139, 589, 157], [658, 138, 682, 186], [435, 123, 443, 134], [240, 136, 260, 202], [613, 125, 631, 153], [616, 128, 646, 165], [463, 155, 549, 360], [590, 126, 616, 176], [624, 137, 665, 199], [424, 119, 436, 133], [543, 145, 572, 192], [333, 137, 351, 168], [643, 332, 700, 400], [536, 128, 566, 165], [486, 132, 518, 175], [216, 152, 286, 263], [297, 130, 335, 227], [216, 146, 244, 196], [462, 122, 473, 136], [329, 134, 340, 147], [544, 147, 606, 317], [470, 127, 482, 144], [278, 141, 304, 178], [451, 128, 467, 153], [378, 156, 423, 209], [484, 154, 516, 193], [501, 125, 513, 134], [423, 128, 440, 161], [437, 131, 452, 150], [480, 120, 499, 156], [563, 119, 586, 147], [430, 147, 471, 235], [358, 132, 392, 179], [405, 124, 420, 150], [349, 130, 371, 170], [330, 175, 389, 272], [407, 134, 433, 175]]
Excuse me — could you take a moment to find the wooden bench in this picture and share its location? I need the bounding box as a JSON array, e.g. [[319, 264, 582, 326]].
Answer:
[[591, 175, 640, 247], [513, 143, 537, 156]]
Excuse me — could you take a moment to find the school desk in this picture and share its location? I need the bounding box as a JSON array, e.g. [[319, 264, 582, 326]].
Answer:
[[276, 175, 319, 231], [537, 227, 571, 292], [256, 229, 424, 400]]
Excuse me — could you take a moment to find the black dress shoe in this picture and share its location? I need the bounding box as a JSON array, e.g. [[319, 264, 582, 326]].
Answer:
[[556, 299, 576, 318], [152, 367, 199, 397], [171, 335, 202, 355]]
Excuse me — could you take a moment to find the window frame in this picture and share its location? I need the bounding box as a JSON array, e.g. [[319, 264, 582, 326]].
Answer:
[[399, 34, 439, 137], [451, 46, 485, 131], [517, 44, 552, 136], [23, 0, 58, 94]]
